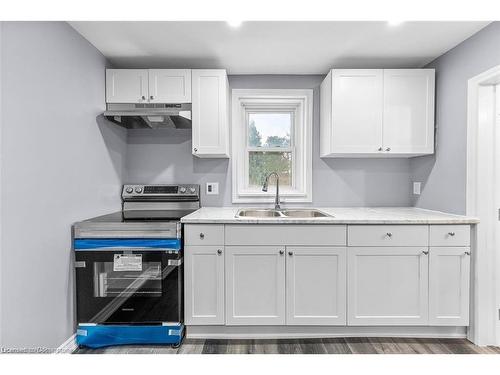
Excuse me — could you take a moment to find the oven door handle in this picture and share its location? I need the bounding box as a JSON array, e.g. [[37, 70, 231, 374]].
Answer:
[[74, 238, 181, 251]]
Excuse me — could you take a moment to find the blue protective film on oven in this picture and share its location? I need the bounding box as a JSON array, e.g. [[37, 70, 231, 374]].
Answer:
[[76, 324, 184, 348], [74, 238, 181, 250]]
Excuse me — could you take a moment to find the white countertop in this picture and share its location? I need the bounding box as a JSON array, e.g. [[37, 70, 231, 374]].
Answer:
[[180, 207, 478, 224]]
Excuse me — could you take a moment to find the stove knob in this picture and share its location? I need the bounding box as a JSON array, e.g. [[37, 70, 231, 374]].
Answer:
[[125, 187, 133, 194], [179, 187, 187, 193], [135, 187, 143, 193], [189, 187, 196, 194]]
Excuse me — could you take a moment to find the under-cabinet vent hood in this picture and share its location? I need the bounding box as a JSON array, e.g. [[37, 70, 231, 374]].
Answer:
[[104, 103, 192, 129]]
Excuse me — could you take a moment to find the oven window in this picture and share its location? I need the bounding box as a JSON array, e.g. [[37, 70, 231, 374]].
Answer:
[[93, 261, 162, 298]]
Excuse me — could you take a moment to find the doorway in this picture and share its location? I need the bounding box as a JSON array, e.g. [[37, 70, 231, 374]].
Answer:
[[467, 65, 500, 346]]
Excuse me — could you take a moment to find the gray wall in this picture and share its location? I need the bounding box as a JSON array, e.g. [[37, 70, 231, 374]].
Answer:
[[0, 22, 127, 349], [410, 22, 500, 214], [126, 75, 412, 207]]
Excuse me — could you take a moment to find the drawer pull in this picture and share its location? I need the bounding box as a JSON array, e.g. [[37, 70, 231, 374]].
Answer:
[[422, 250, 429, 255], [279, 250, 284, 255], [386, 232, 393, 237], [217, 249, 222, 255], [448, 232, 456, 236], [288, 251, 293, 256], [464, 251, 470, 256], [199, 233, 205, 239]]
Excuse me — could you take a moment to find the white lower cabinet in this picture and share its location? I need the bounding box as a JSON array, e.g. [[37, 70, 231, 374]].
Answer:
[[347, 247, 429, 325], [429, 247, 470, 326], [225, 246, 286, 325], [184, 224, 472, 331], [286, 247, 347, 325], [184, 246, 225, 325]]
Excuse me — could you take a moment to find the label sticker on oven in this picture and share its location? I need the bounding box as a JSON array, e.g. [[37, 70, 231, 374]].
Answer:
[[113, 254, 143, 272]]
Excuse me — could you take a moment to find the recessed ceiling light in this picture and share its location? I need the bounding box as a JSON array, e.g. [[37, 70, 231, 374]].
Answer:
[[227, 20, 243, 28], [387, 20, 404, 27]]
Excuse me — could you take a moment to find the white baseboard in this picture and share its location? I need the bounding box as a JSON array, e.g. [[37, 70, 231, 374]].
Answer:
[[186, 326, 468, 340], [55, 333, 77, 354]]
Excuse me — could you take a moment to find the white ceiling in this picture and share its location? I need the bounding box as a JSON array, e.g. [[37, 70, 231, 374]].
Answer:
[[69, 21, 490, 75]]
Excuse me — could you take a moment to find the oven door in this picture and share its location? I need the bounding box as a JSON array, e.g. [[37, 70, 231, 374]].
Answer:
[[75, 247, 182, 325]]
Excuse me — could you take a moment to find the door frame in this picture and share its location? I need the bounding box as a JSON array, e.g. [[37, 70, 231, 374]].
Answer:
[[0, 21, 3, 347], [466, 64, 500, 345]]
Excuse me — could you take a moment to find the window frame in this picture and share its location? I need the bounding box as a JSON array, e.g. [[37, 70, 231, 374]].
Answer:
[[231, 89, 313, 204]]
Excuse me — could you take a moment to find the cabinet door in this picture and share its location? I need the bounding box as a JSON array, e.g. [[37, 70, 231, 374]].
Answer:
[[286, 247, 347, 325], [105, 69, 149, 103], [148, 69, 191, 103], [383, 69, 435, 154], [225, 246, 285, 325], [191, 69, 230, 158], [348, 247, 428, 325], [184, 246, 225, 325], [331, 69, 384, 154], [429, 247, 470, 326]]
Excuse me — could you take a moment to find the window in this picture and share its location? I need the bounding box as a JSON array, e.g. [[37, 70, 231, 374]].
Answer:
[[231, 89, 313, 203]]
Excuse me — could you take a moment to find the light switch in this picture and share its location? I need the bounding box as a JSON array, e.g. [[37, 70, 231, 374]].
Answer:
[[413, 182, 421, 195], [206, 182, 219, 195]]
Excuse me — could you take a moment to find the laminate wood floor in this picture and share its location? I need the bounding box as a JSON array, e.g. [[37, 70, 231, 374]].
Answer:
[[75, 338, 500, 354]]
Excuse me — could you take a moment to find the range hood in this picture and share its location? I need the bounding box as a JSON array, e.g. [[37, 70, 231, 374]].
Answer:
[[104, 103, 192, 129]]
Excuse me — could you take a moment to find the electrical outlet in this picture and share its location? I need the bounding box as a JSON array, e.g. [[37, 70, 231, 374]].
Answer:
[[413, 182, 421, 195], [206, 182, 219, 195]]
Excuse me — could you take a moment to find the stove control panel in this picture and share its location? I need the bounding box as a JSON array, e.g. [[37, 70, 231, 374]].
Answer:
[[122, 184, 200, 199]]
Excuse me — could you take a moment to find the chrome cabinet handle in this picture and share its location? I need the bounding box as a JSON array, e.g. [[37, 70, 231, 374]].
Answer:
[[150, 95, 154, 100], [199, 233, 205, 239], [422, 250, 429, 255], [386, 232, 393, 237], [217, 249, 222, 255], [448, 232, 456, 236], [279, 250, 284, 255], [464, 251, 470, 256], [378, 147, 383, 151], [288, 251, 293, 256], [386, 147, 391, 152], [193, 148, 198, 152], [141, 95, 146, 100]]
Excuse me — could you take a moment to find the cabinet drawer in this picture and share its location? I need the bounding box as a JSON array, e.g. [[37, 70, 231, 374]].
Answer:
[[429, 225, 470, 247], [225, 225, 347, 246], [348, 225, 428, 247], [185, 224, 224, 245]]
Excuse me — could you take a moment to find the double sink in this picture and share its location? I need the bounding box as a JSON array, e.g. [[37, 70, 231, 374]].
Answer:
[[236, 208, 331, 218]]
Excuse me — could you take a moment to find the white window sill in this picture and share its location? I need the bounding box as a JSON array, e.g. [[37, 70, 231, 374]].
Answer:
[[232, 193, 313, 204]]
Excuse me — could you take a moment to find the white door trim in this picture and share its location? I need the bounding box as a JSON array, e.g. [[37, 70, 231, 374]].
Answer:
[[0, 21, 3, 348], [466, 64, 500, 345]]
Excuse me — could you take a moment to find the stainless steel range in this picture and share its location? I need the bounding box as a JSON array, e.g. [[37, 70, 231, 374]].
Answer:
[[73, 184, 200, 349]]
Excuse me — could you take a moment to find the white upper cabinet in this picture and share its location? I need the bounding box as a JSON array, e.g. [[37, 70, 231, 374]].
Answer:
[[320, 68, 435, 157], [383, 69, 435, 154], [148, 69, 191, 103], [106, 69, 149, 103], [191, 69, 230, 158], [105, 69, 191, 104], [321, 69, 384, 155]]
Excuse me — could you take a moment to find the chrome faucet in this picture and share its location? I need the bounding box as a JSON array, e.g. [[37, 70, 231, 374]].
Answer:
[[262, 172, 281, 210]]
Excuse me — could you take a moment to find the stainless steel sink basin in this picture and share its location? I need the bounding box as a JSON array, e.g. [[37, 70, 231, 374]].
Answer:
[[236, 209, 284, 217], [236, 208, 332, 218], [281, 209, 331, 218]]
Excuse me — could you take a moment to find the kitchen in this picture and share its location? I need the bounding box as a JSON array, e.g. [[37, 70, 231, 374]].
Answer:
[[1, 3, 500, 371]]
